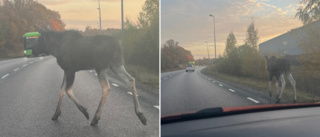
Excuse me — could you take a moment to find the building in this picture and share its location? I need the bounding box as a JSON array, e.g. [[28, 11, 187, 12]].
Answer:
[[259, 20, 320, 59]]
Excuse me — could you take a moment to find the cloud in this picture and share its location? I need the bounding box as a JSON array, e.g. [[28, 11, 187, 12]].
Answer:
[[37, 0, 145, 30], [161, 0, 302, 59]]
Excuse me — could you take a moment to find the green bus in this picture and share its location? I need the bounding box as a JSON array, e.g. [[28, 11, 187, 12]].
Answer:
[[23, 32, 46, 57]]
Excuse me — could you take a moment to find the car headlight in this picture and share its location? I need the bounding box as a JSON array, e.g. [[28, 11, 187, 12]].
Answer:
[[24, 50, 26, 53]]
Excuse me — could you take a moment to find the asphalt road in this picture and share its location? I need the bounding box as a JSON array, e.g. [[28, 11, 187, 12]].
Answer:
[[0, 56, 159, 137], [161, 66, 272, 116]]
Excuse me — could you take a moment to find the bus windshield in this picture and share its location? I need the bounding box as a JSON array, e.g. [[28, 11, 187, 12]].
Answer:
[[25, 38, 38, 48]]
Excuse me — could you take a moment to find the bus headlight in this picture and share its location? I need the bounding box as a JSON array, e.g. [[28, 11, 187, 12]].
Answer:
[[24, 50, 26, 54]]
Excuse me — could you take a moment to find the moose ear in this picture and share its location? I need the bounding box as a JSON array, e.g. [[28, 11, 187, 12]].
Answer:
[[34, 24, 46, 33]]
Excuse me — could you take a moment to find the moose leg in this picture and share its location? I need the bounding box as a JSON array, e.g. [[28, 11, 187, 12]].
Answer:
[[91, 69, 111, 126], [52, 74, 66, 120], [65, 71, 89, 120], [277, 74, 286, 103], [287, 73, 297, 103], [268, 81, 272, 97], [112, 65, 147, 125]]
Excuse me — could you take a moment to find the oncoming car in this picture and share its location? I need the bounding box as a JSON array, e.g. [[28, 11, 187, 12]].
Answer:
[[186, 64, 195, 72]]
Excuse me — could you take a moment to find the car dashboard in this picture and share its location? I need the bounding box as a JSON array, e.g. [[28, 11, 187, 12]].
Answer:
[[162, 106, 320, 137]]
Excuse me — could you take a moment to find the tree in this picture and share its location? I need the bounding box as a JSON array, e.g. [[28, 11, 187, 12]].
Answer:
[[224, 32, 237, 57], [245, 18, 259, 49], [161, 39, 194, 71], [296, 0, 320, 25]]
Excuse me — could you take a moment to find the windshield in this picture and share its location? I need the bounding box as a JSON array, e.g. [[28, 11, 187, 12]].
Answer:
[[25, 37, 38, 48], [161, 0, 320, 118]]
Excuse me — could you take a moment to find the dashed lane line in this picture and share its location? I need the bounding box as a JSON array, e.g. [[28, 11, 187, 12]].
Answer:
[[22, 64, 27, 67], [164, 77, 168, 80], [13, 68, 20, 71], [127, 92, 139, 96], [112, 83, 119, 87], [247, 97, 260, 103], [219, 84, 223, 87], [229, 89, 235, 92], [1, 74, 9, 79]]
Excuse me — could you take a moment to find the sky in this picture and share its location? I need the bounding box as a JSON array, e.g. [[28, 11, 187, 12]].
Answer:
[[161, 0, 304, 59], [38, 0, 146, 31]]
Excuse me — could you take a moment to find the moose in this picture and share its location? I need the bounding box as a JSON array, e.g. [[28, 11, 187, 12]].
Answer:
[[37, 29, 146, 126], [265, 56, 296, 103]]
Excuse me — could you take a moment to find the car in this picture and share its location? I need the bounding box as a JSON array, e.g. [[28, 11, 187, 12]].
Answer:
[[186, 64, 195, 72]]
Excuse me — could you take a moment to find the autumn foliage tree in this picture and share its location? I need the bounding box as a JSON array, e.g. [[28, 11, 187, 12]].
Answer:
[[161, 39, 194, 71], [0, 0, 65, 57]]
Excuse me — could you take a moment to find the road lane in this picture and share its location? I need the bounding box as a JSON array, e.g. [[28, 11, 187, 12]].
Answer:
[[161, 66, 271, 116], [0, 56, 159, 137]]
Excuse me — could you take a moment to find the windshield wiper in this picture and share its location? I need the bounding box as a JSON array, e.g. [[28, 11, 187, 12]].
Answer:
[[162, 107, 224, 124], [162, 103, 320, 124]]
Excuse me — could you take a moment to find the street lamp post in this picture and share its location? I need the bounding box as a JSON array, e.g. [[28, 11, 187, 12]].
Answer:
[[205, 41, 210, 59], [121, 0, 124, 48], [98, 0, 102, 31], [209, 14, 216, 59]]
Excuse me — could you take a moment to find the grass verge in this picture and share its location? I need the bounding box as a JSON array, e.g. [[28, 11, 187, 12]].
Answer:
[[203, 67, 320, 104], [125, 64, 159, 89]]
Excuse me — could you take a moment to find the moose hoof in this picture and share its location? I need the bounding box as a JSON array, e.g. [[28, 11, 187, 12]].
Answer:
[[51, 111, 61, 120], [91, 118, 99, 126], [137, 112, 147, 125], [276, 99, 281, 104], [269, 92, 272, 97], [78, 106, 89, 120]]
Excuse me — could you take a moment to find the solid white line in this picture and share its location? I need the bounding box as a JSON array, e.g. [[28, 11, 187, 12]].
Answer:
[[22, 64, 27, 67], [13, 68, 20, 71], [219, 84, 223, 86], [1, 74, 9, 79], [112, 83, 119, 87], [154, 106, 160, 109], [127, 92, 139, 96], [247, 97, 260, 103], [228, 89, 235, 92]]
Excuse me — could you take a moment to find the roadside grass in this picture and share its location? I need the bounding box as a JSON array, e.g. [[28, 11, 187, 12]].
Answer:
[[125, 64, 159, 89], [203, 67, 320, 104]]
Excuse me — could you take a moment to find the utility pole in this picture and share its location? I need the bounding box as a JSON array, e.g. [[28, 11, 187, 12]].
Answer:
[[98, 0, 102, 31], [121, 0, 124, 48]]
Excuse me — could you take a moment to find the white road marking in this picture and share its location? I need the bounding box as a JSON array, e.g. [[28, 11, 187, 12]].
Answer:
[[208, 78, 211, 80], [164, 77, 168, 79], [212, 81, 216, 83], [219, 84, 223, 86], [1, 74, 9, 79], [154, 106, 160, 109], [127, 92, 139, 96], [29, 62, 33, 64], [94, 73, 97, 75], [13, 68, 20, 71], [228, 89, 235, 92], [89, 70, 93, 72], [112, 83, 119, 87], [247, 97, 260, 103], [23, 64, 27, 67]]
